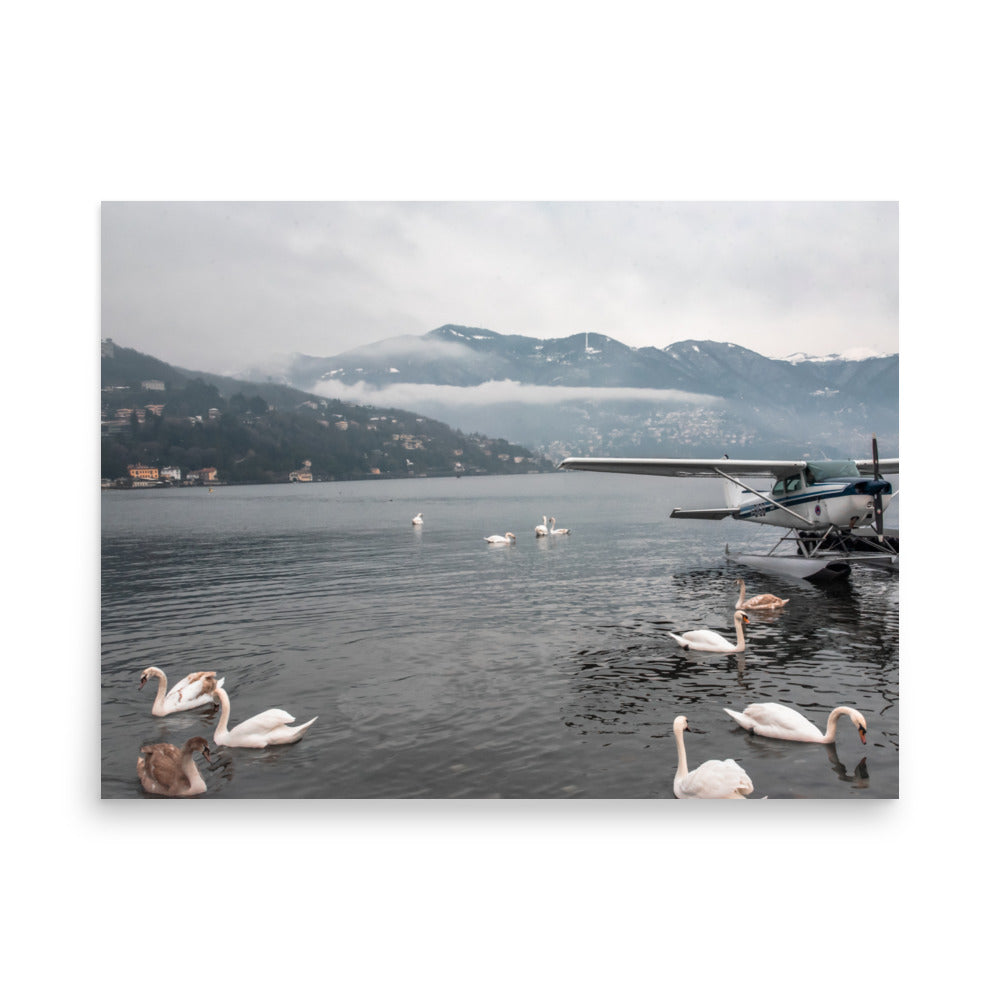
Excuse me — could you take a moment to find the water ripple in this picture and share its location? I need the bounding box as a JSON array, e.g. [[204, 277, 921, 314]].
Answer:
[[103, 479, 898, 798]]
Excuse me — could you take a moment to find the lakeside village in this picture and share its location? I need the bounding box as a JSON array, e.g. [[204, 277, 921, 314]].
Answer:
[[102, 457, 317, 490], [102, 384, 417, 490], [102, 376, 225, 489], [101, 373, 543, 489], [103, 378, 209, 489]]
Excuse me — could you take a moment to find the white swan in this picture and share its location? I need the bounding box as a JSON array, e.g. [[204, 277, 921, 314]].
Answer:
[[669, 610, 750, 653], [137, 736, 212, 796], [485, 532, 517, 545], [139, 667, 225, 716], [548, 516, 570, 535], [672, 716, 754, 799], [735, 578, 789, 610], [412, 512, 423, 525], [535, 515, 549, 537], [724, 702, 868, 744], [211, 686, 318, 748]]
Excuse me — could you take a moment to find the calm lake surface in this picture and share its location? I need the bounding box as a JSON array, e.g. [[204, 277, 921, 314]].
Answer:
[[101, 472, 899, 799]]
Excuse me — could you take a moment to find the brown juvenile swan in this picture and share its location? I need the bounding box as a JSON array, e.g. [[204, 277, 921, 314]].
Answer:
[[735, 578, 789, 610], [137, 737, 212, 796]]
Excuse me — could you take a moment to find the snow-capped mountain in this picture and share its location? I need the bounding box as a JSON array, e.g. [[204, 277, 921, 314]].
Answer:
[[283, 325, 896, 405], [781, 348, 893, 364], [270, 325, 898, 459]]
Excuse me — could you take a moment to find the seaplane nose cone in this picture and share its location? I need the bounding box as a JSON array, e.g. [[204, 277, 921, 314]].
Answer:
[[863, 480, 891, 496]]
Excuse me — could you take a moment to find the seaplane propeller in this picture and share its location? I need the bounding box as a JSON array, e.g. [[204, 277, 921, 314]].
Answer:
[[871, 434, 885, 541]]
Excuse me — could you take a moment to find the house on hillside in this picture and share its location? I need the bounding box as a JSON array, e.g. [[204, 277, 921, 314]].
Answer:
[[289, 460, 313, 482], [128, 464, 159, 482], [187, 467, 218, 484]]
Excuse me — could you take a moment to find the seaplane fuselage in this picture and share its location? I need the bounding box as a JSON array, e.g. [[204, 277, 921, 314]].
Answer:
[[731, 473, 892, 530]]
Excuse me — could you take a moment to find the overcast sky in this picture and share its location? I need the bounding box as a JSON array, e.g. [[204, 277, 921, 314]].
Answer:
[[101, 201, 897, 374]]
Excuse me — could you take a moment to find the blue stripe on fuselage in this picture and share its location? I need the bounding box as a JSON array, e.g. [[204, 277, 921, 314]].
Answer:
[[736, 479, 872, 520]]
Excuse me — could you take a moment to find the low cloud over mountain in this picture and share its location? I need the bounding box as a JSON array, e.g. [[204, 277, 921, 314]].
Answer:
[[264, 325, 899, 460]]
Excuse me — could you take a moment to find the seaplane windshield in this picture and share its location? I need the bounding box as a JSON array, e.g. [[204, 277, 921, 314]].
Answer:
[[773, 475, 803, 495], [774, 461, 866, 496], [806, 460, 861, 480]]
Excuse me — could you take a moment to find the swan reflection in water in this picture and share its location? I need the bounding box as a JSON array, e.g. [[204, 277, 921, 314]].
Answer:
[[826, 744, 869, 788]]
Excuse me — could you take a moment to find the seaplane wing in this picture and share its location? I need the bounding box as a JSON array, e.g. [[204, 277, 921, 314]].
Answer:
[[857, 457, 899, 475], [557, 457, 806, 480]]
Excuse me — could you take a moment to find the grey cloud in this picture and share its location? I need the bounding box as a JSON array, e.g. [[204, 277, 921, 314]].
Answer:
[[309, 378, 723, 411], [102, 202, 898, 374], [329, 334, 477, 363]]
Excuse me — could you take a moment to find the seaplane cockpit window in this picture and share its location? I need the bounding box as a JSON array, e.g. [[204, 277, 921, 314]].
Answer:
[[775, 475, 803, 495]]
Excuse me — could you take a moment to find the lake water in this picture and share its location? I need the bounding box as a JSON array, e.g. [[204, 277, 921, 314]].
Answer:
[[101, 472, 899, 799]]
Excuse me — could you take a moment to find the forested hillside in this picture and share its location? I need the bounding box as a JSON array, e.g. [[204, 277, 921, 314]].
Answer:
[[101, 342, 551, 484]]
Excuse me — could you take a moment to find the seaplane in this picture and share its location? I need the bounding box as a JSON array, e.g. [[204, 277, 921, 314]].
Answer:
[[559, 437, 898, 582]]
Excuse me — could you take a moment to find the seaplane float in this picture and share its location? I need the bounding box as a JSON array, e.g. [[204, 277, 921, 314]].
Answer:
[[559, 436, 898, 583]]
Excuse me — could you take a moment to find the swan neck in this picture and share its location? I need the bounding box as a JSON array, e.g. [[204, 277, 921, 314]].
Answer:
[[674, 726, 688, 779], [824, 707, 850, 741], [152, 669, 167, 711], [178, 746, 207, 794], [181, 749, 202, 786], [733, 612, 746, 652], [214, 689, 231, 740]]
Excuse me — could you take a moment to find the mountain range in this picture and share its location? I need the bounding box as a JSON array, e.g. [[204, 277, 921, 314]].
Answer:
[[245, 325, 899, 460]]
